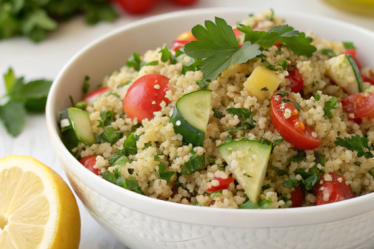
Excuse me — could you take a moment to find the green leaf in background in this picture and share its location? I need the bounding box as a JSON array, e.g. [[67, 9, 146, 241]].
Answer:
[[21, 9, 58, 42], [24, 97, 48, 112], [0, 101, 26, 137], [0, 4, 21, 40], [3, 67, 16, 92], [83, 1, 119, 25], [13, 79, 52, 100]]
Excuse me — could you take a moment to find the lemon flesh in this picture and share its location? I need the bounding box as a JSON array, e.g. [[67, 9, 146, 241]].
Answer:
[[0, 156, 81, 249]]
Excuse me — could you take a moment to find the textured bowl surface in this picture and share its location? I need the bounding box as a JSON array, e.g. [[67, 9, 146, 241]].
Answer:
[[46, 8, 374, 249]]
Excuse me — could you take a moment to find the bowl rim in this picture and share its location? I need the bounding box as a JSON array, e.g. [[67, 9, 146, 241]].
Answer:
[[46, 7, 374, 228]]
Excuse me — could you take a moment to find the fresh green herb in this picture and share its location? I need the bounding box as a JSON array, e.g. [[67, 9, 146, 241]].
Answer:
[[156, 163, 175, 181], [276, 91, 289, 97], [221, 134, 234, 145], [261, 87, 269, 91], [143, 142, 152, 150], [0, 68, 52, 136], [237, 24, 317, 56], [369, 168, 374, 178], [277, 170, 287, 176], [100, 126, 121, 145], [146, 61, 159, 66], [121, 132, 141, 156], [181, 149, 205, 175], [213, 108, 224, 119], [196, 79, 211, 90], [335, 135, 374, 158], [195, 202, 203, 206], [184, 17, 262, 81], [239, 198, 273, 209], [293, 101, 301, 112], [226, 108, 256, 131], [102, 169, 142, 194], [281, 98, 292, 103], [258, 137, 272, 146], [209, 191, 222, 198], [292, 150, 306, 162], [313, 92, 321, 101], [108, 92, 120, 98], [263, 61, 276, 71], [217, 164, 226, 171], [324, 96, 337, 119], [75, 101, 87, 110], [342, 41, 355, 50], [248, 14, 254, 17], [208, 156, 216, 164], [262, 184, 271, 191], [0, 1, 118, 42], [131, 123, 142, 131], [82, 75, 90, 94], [126, 53, 146, 71], [182, 58, 202, 75], [320, 49, 336, 58], [154, 152, 163, 161], [273, 139, 284, 147], [295, 165, 320, 190], [97, 111, 113, 127], [158, 45, 177, 64], [354, 161, 361, 166], [270, 165, 277, 170], [109, 151, 130, 166], [283, 178, 300, 188], [278, 59, 289, 70], [244, 173, 252, 178], [269, 8, 275, 22], [315, 155, 326, 166], [69, 95, 75, 107]]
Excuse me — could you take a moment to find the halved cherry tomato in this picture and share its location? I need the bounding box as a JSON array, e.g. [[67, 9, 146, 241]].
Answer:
[[171, 31, 197, 51], [123, 74, 170, 121], [115, 0, 157, 14], [170, 0, 198, 5], [341, 93, 374, 119], [290, 185, 304, 208], [79, 156, 100, 175], [361, 74, 374, 85], [348, 117, 362, 125], [270, 91, 321, 150], [314, 172, 355, 205], [83, 87, 110, 106], [342, 49, 360, 69], [286, 68, 304, 93], [206, 176, 235, 193]]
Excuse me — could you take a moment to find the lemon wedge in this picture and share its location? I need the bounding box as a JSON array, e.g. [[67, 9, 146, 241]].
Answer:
[[0, 155, 80, 249]]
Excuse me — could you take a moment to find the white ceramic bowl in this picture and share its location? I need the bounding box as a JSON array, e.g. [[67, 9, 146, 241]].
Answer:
[[46, 8, 374, 249]]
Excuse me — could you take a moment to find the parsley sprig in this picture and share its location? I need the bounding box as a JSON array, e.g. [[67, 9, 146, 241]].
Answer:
[[335, 135, 374, 159], [226, 108, 256, 131]]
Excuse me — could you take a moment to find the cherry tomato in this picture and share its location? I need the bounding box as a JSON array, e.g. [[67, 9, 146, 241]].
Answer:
[[79, 156, 100, 175], [169, 0, 198, 5], [171, 31, 197, 51], [270, 91, 322, 150], [83, 87, 110, 106], [314, 172, 355, 206], [341, 93, 374, 119], [342, 49, 361, 69], [348, 117, 362, 125], [123, 74, 170, 121], [233, 28, 242, 47], [361, 74, 374, 85], [290, 185, 304, 208], [206, 176, 235, 193], [115, 0, 157, 14], [274, 41, 282, 47], [286, 68, 304, 93]]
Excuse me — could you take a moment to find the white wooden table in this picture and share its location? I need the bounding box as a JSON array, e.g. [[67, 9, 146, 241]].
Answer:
[[1, 0, 373, 248]]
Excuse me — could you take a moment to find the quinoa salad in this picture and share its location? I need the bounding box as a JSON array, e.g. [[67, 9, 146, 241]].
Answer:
[[60, 9, 374, 209]]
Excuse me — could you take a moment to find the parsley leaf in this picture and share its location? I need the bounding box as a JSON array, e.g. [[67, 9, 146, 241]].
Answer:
[[335, 135, 374, 158], [181, 149, 205, 175], [182, 58, 202, 75], [226, 108, 256, 131], [100, 126, 121, 145], [262, 184, 271, 191], [313, 92, 321, 101], [320, 49, 336, 58], [196, 79, 211, 90], [283, 178, 300, 188], [293, 101, 301, 112], [97, 111, 113, 127], [156, 163, 175, 181], [295, 165, 320, 190], [82, 75, 90, 94], [261, 87, 268, 91], [343, 41, 355, 49], [126, 53, 146, 71], [237, 24, 317, 56], [213, 108, 224, 119], [354, 161, 361, 166], [122, 132, 140, 156], [102, 169, 142, 194], [292, 150, 306, 162], [324, 97, 337, 119], [158, 45, 174, 63], [221, 134, 234, 145], [239, 198, 273, 209], [184, 17, 262, 81]]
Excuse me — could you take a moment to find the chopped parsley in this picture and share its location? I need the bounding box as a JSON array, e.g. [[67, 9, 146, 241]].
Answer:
[[335, 135, 374, 158], [97, 110, 113, 127], [262, 184, 271, 191], [324, 96, 337, 119], [342, 41, 355, 50], [313, 92, 321, 101], [283, 178, 300, 188], [213, 108, 224, 119], [221, 134, 234, 145], [292, 150, 306, 162], [102, 169, 142, 194], [276, 91, 289, 97], [226, 108, 256, 131], [196, 79, 211, 90], [182, 58, 202, 75], [239, 198, 273, 209], [154, 152, 163, 161], [156, 163, 175, 181], [354, 161, 361, 166], [209, 191, 222, 198], [75, 101, 87, 110], [278, 59, 289, 70], [315, 155, 326, 166], [277, 170, 287, 176], [263, 61, 276, 71], [320, 49, 336, 58], [293, 101, 301, 111], [369, 168, 374, 178], [208, 156, 216, 164], [143, 142, 152, 150], [100, 126, 121, 145], [181, 149, 205, 175], [244, 173, 252, 178], [261, 87, 269, 91], [82, 75, 90, 94], [295, 165, 320, 190]]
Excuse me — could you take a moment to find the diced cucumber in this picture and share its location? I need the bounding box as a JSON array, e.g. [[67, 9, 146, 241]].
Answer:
[[325, 54, 363, 94], [60, 109, 72, 132], [68, 107, 96, 146], [170, 90, 211, 146], [218, 139, 272, 203]]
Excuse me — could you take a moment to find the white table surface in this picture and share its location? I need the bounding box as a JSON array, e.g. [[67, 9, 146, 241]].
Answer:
[[1, 0, 373, 248]]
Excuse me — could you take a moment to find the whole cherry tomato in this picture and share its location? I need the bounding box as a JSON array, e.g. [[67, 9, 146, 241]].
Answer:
[[79, 156, 100, 175], [270, 91, 321, 150], [123, 74, 170, 121]]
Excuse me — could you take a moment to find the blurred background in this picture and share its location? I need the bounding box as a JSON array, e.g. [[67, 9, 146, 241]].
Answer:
[[0, 0, 373, 248]]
